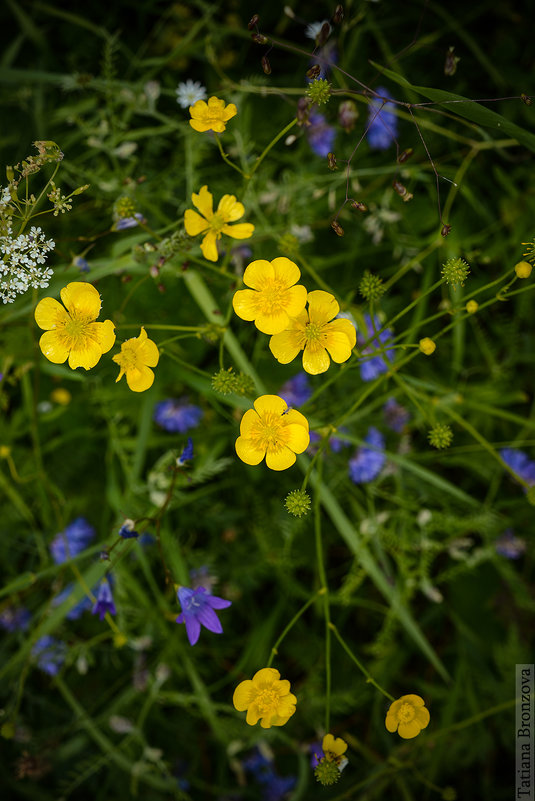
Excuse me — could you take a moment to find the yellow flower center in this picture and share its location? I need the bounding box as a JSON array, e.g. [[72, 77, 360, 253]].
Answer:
[[64, 317, 89, 341], [398, 703, 416, 724], [257, 280, 288, 315], [251, 411, 287, 451], [255, 688, 278, 715], [116, 343, 140, 370], [209, 213, 225, 233], [304, 321, 323, 342]]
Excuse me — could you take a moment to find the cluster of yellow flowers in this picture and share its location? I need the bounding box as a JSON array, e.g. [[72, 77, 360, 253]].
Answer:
[[34, 282, 159, 392]]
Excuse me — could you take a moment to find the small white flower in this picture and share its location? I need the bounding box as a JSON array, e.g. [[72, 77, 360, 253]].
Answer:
[[175, 80, 207, 109], [305, 20, 331, 40]]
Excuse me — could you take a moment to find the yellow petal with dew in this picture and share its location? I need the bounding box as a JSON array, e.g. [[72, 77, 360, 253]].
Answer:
[[235, 436, 265, 465], [233, 289, 259, 322], [221, 222, 255, 240], [284, 423, 310, 454], [232, 679, 255, 711], [217, 194, 244, 222], [307, 289, 339, 325], [34, 297, 69, 331], [190, 185, 213, 219], [266, 446, 296, 471], [269, 329, 304, 364], [200, 230, 219, 262], [39, 330, 70, 364], [271, 257, 301, 288], [302, 342, 330, 375], [253, 395, 288, 417], [184, 209, 210, 236], [60, 282, 101, 321], [242, 259, 274, 290]]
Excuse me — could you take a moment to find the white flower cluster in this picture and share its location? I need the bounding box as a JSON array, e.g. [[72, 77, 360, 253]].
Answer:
[[0, 224, 55, 303]]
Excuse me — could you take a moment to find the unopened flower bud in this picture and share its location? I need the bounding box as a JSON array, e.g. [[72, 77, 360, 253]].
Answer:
[[327, 152, 337, 170], [428, 423, 453, 449], [261, 55, 271, 75], [521, 93, 533, 106], [441, 224, 452, 237], [296, 97, 311, 126], [338, 99, 358, 132], [442, 257, 470, 288], [284, 489, 311, 517], [397, 148, 413, 164], [306, 65, 321, 80], [350, 200, 368, 212], [465, 300, 478, 313], [318, 21, 331, 46], [332, 4, 344, 24], [444, 46, 460, 76], [73, 184, 90, 195], [331, 220, 344, 236], [515, 261, 532, 279], [392, 180, 413, 202], [251, 33, 268, 44], [248, 14, 259, 29], [419, 337, 436, 355]]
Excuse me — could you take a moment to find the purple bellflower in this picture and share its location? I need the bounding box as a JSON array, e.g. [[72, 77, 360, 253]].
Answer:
[[500, 447, 535, 490], [32, 635, 67, 676], [50, 517, 95, 564], [176, 437, 194, 466], [278, 373, 312, 408], [0, 606, 31, 632], [307, 111, 336, 158], [176, 586, 231, 646], [92, 578, 116, 621], [348, 427, 386, 483]]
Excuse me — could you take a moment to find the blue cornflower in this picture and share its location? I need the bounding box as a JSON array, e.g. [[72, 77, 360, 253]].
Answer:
[[495, 529, 526, 559], [50, 517, 95, 564], [153, 399, 203, 433], [176, 586, 231, 646], [278, 373, 312, 408], [53, 584, 93, 620], [92, 578, 116, 621], [118, 519, 139, 539], [383, 397, 410, 432], [176, 437, 194, 466], [358, 314, 394, 382], [307, 111, 336, 158], [500, 447, 535, 489], [115, 213, 146, 231], [348, 427, 386, 483], [366, 87, 398, 150], [0, 606, 31, 632], [32, 635, 67, 676]]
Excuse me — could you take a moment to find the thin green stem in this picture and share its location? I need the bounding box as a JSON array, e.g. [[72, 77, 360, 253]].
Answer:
[[314, 458, 332, 732], [214, 133, 247, 177], [246, 118, 298, 181], [266, 588, 326, 668], [329, 622, 395, 701]]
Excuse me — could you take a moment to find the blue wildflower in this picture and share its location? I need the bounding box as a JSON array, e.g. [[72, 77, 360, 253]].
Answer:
[[189, 565, 217, 592], [53, 584, 93, 620], [263, 773, 297, 801], [243, 747, 297, 801], [310, 741, 324, 768], [153, 399, 203, 433], [278, 373, 312, 408], [138, 532, 155, 547], [500, 447, 535, 489], [115, 213, 146, 231], [92, 578, 116, 621], [32, 635, 67, 676], [348, 427, 386, 483], [50, 517, 95, 564], [176, 586, 231, 646], [383, 397, 410, 432], [0, 606, 31, 632], [118, 519, 139, 539], [176, 437, 194, 466], [307, 111, 336, 158], [495, 529, 526, 559], [358, 314, 394, 382], [366, 87, 398, 150], [73, 256, 90, 273], [309, 428, 350, 453]]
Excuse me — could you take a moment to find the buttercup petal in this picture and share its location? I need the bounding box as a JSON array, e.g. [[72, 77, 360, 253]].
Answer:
[[125, 365, 155, 392], [242, 259, 275, 290], [400, 694, 425, 707], [284, 423, 310, 454], [68, 337, 104, 371], [217, 194, 244, 222], [282, 285, 308, 318], [235, 436, 265, 465], [191, 185, 214, 219], [323, 329, 354, 363], [266, 446, 296, 471], [60, 282, 102, 321], [200, 230, 219, 262], [255, 308, 291, 335], [221, 102, 237, 121], [323, 733, 347, 756], [398, 720, 422, 739], [233, 289, 259, 322], [39, 330, 70, 364], [269, 329, 304, 364], [184, 209, 210, 236], [233, 680, 255, 711], [239, 408, 261, 436], [273, 679, 291, 697], [189, 99, 208, 118], [414, 706, 430, 728], [307, 289, 339, 325], [385, 712, 399, 733], [189, 118, 212, 133], [34, 297, 69, 331], [327, 318, 357, 348], [88, 320, 116, 355], [302, 342, 331, 375], [252, 667, 280, 687], [139, 336, 159, 368], [246, 705, 262, 726], [283, 409, 309, 429], [253, 395, 288, 417], [221, 222, 255, 240], [271, 257, 301, 288]]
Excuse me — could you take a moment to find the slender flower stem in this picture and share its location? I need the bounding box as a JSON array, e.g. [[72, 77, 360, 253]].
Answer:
[[314, 458, 332, 731], [214, 134, 247, 177], [266, 587, 326, 668], [246, 118, 298, 181], [329, 622, 395, 701]]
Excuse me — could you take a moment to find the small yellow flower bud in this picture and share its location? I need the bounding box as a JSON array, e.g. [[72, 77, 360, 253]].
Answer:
[[465, 300, 478, 313], [113, 632, 128, 648], [50, 388, 72, 406], [419, 337, 436, 355], [515, 261, 532, 279], [0, 445, 11, 458]]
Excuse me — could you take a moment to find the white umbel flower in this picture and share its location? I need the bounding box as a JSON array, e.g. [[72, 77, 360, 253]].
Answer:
[[176, 80, 207, 109], [0, 224, 55, 303]]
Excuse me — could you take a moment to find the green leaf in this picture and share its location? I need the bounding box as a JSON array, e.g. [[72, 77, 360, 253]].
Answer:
[[370, 63, 535, 153]]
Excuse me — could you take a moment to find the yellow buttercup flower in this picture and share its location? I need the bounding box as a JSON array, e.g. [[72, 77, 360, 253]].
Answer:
[[189, 96, 237, 133], [184, 185, 254, 262], [385, 694, 430, 739], [232, 257, 308, 335], [112, 327, 159, 392], [269, 290, 356, 375], [235, 394, 309, 471], [233, 667, 297, 729], [322, 733, 348, 764], [34, 282, 115, 370]]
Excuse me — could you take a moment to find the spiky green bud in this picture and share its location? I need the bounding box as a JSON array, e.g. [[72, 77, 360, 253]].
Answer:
[[428, 424, 453, 449], [211, 367, 255, 397], [314, 759, 341, 786], [284, 489, 311, 518], [359, 271, 385, 301], [306, 78, 332, 106], [278, 233, 300, 257], [114, 196, 137, 219], [441, 257, 470, 288]]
